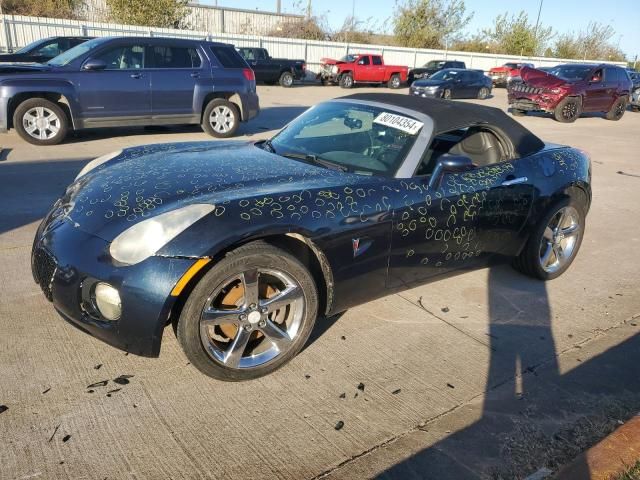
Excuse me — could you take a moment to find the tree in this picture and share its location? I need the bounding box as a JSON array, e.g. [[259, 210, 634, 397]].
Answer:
[[268, 17, 328, 41], [451, 34, 490, 53], [393, 0, 473, 49], [2, 0, 84, 19], [481, 11, 553, 56], [106, 0, 189, 29], [553, 23, 626, 61]]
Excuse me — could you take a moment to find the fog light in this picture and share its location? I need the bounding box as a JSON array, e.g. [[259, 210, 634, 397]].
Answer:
[[94, 282, 121, 321]]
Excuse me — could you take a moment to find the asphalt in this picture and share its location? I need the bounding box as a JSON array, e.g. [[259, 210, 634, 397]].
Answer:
[[1, 86, 639, 480]]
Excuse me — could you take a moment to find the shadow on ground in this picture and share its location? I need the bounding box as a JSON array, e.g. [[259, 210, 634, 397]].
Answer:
[[375, 265, 640, 479]]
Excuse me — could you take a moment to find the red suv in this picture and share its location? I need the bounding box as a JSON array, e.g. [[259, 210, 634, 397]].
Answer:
[[508, 64, 632, 122]]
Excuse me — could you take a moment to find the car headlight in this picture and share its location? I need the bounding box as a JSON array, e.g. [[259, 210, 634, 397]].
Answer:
[[109, 204, 215, 265], [75, 150, 123, 180], [331, 65, 339, 74]]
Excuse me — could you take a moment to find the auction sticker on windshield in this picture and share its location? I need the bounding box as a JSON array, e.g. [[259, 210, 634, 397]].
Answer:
[[373, 112, 424, 135]]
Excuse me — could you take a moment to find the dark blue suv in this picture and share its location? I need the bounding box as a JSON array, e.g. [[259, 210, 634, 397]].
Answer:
[[0, 37, 260, 145]]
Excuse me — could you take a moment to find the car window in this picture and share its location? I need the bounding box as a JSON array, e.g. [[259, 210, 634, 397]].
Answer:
[[47, 37, 107, 66], [94, 45, 145, 69], [238, 48, 254, 61], [604, 67, 620, 83], [255, 49, 267, 60], [372, 56, 383, 65], [270, 102, 423, 176], [358, 56, 370, 65], [209, 46, 247, 68], [149, 46, 201, 68], [425, 60, 446, 69], [430, 69, 460, 81], [591, 68, 603, 82], [548, 65, 593, 81], [33, 39, 67, 57]]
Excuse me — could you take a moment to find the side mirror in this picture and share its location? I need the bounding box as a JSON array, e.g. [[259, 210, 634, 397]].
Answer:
[[83, 59, 107, 71], [428, 154, 474, 190], [343, 117, 363, 130]]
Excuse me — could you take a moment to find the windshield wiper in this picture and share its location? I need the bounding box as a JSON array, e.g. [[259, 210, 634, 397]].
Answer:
[[280, 152, 348, 172]]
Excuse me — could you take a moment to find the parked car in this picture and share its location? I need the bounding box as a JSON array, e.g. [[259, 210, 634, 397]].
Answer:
[[317, 54, 408, 88], [408, 60, 466, 83], [0, 36, 259, 145], [508, 64, 632, 122], [33, 93, 591, 380], [237, 47, 305, 87], [630, 74, 640, 111], [0, 36, 92, 64], [410, 69, 492, 100], [488, 62, 534, 87]]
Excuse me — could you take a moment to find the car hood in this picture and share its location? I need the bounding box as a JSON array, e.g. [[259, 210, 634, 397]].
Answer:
[[519, 66, 567, 88], [62, 141, 356, 241], [0, 62, 51, 73], [412, 79, 447, 87], [320, 57, 349, 66]]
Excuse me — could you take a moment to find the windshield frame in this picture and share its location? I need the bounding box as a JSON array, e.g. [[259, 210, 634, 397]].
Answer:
[[268, 99, 433, 178], [47, 37, 109, 67], [424, 60, 445, 69]]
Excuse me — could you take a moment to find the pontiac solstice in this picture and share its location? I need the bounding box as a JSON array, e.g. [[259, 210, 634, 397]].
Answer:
[[32, 93, 591, 380]]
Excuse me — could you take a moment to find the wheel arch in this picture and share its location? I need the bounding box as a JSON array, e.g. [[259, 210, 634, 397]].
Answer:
[[167, 232, 334, 329], [201, 92, 244, 121], [7, 90, 76, 130]]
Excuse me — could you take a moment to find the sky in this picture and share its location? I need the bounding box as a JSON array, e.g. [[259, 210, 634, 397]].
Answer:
[[200, 0, 639, 61]]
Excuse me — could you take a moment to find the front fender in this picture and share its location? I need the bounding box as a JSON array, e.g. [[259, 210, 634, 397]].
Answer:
[[0, 80, 79, 128]]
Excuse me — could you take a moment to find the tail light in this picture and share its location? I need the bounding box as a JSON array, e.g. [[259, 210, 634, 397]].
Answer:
[[242, 68, 255, 81]]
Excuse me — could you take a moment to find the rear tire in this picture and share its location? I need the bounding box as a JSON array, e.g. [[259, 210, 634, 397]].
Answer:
[[477, 87, 490, 100], [201, 99, 240, 138], [605, 96, 627, 120], [387, 74, 402, 89], [279, 71, 294, 88], [339, 73, 354, 89], [177, 242, 318, 381], [553, 96, 582, 123], [512, 198, 585, 281], [13, 98, 68, 146]]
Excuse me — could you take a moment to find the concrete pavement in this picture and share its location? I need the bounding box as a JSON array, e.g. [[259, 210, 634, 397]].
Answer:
[[1, 86, 639, 479]]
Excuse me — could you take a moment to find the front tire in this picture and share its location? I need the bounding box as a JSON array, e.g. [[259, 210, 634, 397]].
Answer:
[[279, 71, 294, 88], [13, 98, 68, 146], [202, 99, 240, 138], [177, 242, 319, 381], [513, 198, 585, 280], [388, 74, 402, 89], [605, 96, 627, 121], [477, 87, 490, 100], [442, 88, 452, 100], [339, 73, 354, 89], [553, 96, 582, 123]]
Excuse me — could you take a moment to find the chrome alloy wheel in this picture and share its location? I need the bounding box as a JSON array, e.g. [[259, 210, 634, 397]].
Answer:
[[22, 107, 61, 140], [391, 76, 400, 88], [539, 206, 581, 273], [209, 105, 235, 134], [199, 268, 304, 369]]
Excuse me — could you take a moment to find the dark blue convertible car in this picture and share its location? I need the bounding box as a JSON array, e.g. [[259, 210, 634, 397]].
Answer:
[[32, 94, 591, 380]]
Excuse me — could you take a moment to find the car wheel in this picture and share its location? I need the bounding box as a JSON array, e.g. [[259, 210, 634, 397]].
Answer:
[[631, 105, 640, 112], [553, 96, 582, 123], [510, 108, 526, 116], [13, 98, 68, 146], [605, 96, 627, 121], [477, 87, 490, 100], [387, 74, 402, 89], [279, 71, 294, 88], [177, 241, 319, 381], [442, 88, 452, 100], [339, 73, 354, 88], [513, 198, 585, 280], [202, 99, 240, 138]]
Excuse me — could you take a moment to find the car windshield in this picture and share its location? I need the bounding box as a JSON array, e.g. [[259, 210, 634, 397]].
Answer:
[[548, 65, 593, 81], [15, 38, 49, 54], [47, 37, 106, 66], [425, 60, 445, 69], [429, 69, 459, 81], [339, 54, 356, 62], [267, 102, 424, 176]]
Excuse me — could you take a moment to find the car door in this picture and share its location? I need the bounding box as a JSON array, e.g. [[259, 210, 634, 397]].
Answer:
[[582, 67, 609, 111], [387, 129, 534, 289], [76, 42, 151, 124], [355, 55, 373, 82], [146, 43, 204, 123], [371, 55, 386, 82]]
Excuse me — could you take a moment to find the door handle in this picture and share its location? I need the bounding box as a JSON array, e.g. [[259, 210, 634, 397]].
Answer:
[[130, 73, 142, 79], [190, 72, 200, 78], [502, 176, 528, 186]]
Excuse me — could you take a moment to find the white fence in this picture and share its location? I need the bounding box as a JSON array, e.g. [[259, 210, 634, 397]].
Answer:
[[0, 14, 626, 76]]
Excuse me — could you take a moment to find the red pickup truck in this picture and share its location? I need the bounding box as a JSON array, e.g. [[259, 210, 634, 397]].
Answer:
[[489, 62, 534, 87], [317, 54, 408, 89]]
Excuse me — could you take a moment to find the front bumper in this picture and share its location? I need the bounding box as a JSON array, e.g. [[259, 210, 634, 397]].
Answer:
[[508, 92, 561, 113], [491, 74, 508, 86], [409, 86, 441, 98], [32, 207, 196, 357], [631, 89, 640, 107]]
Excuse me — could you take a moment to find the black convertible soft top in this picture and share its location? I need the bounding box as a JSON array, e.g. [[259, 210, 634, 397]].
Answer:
[[340, 93, 546, 158]]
